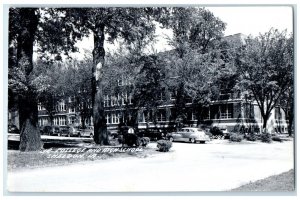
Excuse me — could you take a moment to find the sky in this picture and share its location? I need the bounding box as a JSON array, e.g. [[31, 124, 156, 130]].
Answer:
[[207, 6, 293, 36], [67, 6, 294, 59]]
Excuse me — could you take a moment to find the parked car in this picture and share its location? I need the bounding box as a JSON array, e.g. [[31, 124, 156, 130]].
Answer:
[[137, 128, 166, 141], [8, 124, 19, 134], [59, 126, 80, 137], [166, 127, 210, 143], [40, 125, 60, 136], [58, 126, 70, 137], [78, 126, 94, 138]]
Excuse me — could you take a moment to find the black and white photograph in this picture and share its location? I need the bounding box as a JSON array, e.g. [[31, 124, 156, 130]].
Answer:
[[3, 1, 296, 195]]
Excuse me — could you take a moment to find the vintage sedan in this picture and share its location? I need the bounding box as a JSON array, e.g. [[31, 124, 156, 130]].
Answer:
[[166, 127, 210, 143], [78, 126, 94, 138]]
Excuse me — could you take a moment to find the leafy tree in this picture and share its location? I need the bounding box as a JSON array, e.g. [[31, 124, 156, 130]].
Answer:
[[103, 47, 141, 128], [162, 7, 227, 124], [235, 29, 293, 132], [9, 8, 42, 151], [64, 57, 93, 128], [61, 8, 168, 144], [162, 7, 226, 57], [278, 35, 294, 136], [278, 84, 294, 136], [33, 60, 64, 126], [134, 55, 167, 127], [9, 8, 86, 151]]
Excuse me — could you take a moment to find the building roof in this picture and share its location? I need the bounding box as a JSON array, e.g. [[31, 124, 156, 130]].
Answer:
[[222, 33, 247, 47]]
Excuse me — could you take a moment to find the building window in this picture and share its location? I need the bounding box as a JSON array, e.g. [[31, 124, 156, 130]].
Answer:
[[106, 114, 111, 124], [191, 112, 196, 121], [104, 95, 110, 107], [111, 113, 120, 124], [38, 104, 42, 111], [59, 100, 66, 111], [43, 118, 48, 126], [68, 96, 75, 103], [275, 107, 282, 120], [69, 106, 75, 113], [159, 92, 164, 101], [117, 93, 121, 106], [170, 90, 176, 100], [54, 118, 58, 126], [111, 96, 117, 107], [59, 116, 66, 126], [122, 92, 128, 105], [117, 79, 122, 86], [138, 111, 146, 123], [128, 93, 133, 105], [203, 107, 210, 120], [157, 110, 166, 122], [220, 104, 233, 119]]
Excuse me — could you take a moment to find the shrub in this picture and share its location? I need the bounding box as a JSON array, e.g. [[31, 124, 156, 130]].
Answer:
[[261, 133, 272, 143], [229, 133, 243, 142], [139, 137, 150, 147], [246, 132, 258, 141], [117, 135, 124, 144], [210, 126, 223, 136], [205, 131, 213, 138], [157, 140, 172, 152], [272, 136, 282, 142]]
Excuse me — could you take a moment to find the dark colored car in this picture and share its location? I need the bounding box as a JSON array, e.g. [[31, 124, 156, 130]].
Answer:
[[58, 126, 71, 137], [40, 125, 60, 136], [8, 124, 19, 134], [137, 128, 166, 141]]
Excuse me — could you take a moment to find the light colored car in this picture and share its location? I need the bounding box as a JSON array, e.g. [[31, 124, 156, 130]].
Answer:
[[167, 127, 210, 143], [69, 126, 81, 137], [78, 126, 94, 138], [59, 126, 80, 137]]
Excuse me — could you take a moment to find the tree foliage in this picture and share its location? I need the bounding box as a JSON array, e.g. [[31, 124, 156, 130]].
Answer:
[[60, 8, 169, 144], [235, 29, 293, 130], [8, 7, 89, 151], [161, 7, 228, 123], [161, 7, 226, 57]]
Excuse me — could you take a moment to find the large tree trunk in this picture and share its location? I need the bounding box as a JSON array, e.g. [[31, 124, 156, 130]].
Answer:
[[92, 24, 109, 145], [196, 104, 203, 126], [262, 114, 270, 134], [17, 8, 42, 151]]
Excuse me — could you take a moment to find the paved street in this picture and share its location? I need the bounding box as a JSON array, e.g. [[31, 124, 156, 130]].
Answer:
[[7, 140, 294, 192]]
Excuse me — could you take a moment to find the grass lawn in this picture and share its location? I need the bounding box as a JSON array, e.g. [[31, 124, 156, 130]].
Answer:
[[231, 169, 295, 192], [7, 143, 160, 171]]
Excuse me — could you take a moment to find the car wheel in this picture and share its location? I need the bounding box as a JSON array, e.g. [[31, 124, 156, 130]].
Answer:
[[169, 137, 174, 142], [190, 138, 196, 143]]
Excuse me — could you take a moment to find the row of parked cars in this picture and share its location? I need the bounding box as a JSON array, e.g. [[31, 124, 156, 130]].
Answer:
[[40, 125, 94, 138], [8, 124, 94, 138], [8, 123, 217, 143], [113, 126, 211, 144]]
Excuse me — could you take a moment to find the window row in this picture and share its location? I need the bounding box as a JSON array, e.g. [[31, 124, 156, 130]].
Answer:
[[104, 93, 133, 107], [53, 116, 67, 126]]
